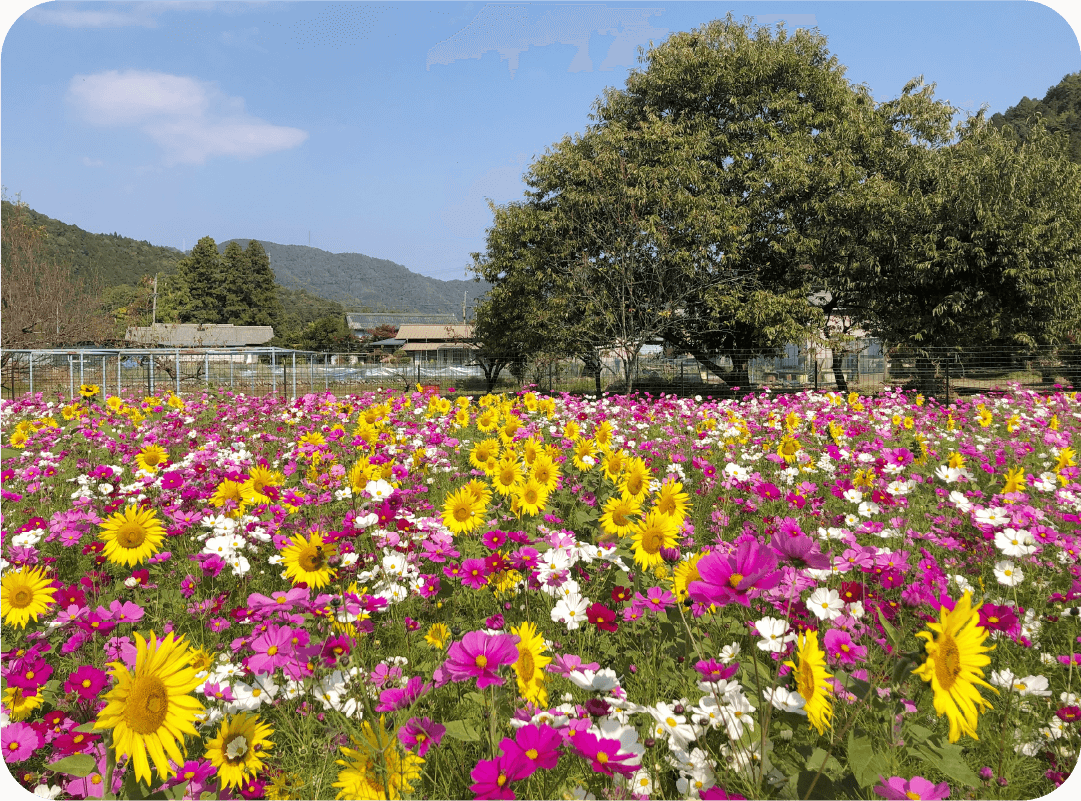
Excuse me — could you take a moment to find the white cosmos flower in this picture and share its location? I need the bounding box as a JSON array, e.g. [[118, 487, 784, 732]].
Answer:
[[857, 501, 881, 517], [552, 592, 590, 630], [842, 489, 863, 504], [1012, 674, 1052, 697], [993, 560, 1024, 587], [763, 686, 806, 714], [720, 642, 741, 664], [807, 587, 845, 621], [567, 668, 620, 693], [949, 491, 973, 513], [754, 617, 796, 652], [994, 528, 1038, 557], [974, 506, 1010, 528], [365, 479, 394, 500]]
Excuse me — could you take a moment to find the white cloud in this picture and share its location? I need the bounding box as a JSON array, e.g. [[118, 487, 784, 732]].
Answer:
[[66, 70, 308, 166], [28, 2, 268, 29]]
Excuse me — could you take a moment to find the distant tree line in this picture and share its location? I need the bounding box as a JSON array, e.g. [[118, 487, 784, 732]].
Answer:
[[468, 17, 1081, 394]]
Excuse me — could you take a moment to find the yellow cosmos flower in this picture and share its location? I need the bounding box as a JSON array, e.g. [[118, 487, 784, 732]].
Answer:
[[1, 566, 58, 628], [442, 486, 486, 535], [333, 718, 423, 800], [205, 712, 275, 790], [511, 621, 550, 707], [1002, 466, 1026, 495], [280, 531, 337, 589], [135, 443, 169, 474], [947, 452, 966, 469], [631, 510, 679, 571], [912, 592, 997, 743], [1054, 447, 1076, 473], [99, 505, 167, 567], [785, 631, 833, 735], [95, 632, 205, 786]]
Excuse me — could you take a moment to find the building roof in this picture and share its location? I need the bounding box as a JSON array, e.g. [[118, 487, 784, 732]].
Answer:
[[371, 338, 406, 347], [395, 324, 473, 341], [400, 341, 477, 352], [125, 324, 275, 348], [346, 313, 459, 331]]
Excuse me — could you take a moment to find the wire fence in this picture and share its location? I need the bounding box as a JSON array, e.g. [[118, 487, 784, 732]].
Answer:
[[2, 343, 1078, 402]]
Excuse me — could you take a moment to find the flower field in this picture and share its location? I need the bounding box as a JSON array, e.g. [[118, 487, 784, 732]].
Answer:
[[1, 383, 1080, 800]]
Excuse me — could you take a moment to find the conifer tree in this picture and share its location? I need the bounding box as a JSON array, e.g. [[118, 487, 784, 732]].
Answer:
[[241, 240, 284, 329], [174, 236, 225, 324], [221, 241, 252, 323]]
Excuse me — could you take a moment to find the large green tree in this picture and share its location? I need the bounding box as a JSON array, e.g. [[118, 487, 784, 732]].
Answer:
[[240, 241, 284, 329], [174, 236, 225, 324], [991, 72, 1081, 164], [221, 241, 251, 323]]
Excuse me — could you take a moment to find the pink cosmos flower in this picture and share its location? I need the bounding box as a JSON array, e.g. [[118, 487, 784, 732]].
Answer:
[[460, 558, 489, 589], [874, 775, 950, 800], [571, 731, 640, 776], [546, 653, 599, 676], [694, 658, 739, 684], [444, 631, 521, 689], [823, 630, 867, 666], [399, 717, 446, 757], [500, 723, 563, 771], [247, 624, 295, 674], [376, 675, 432, 712], [688, 539, 781, 607], [2, 721, 41, 763], [469, 751, 533, 799], [64, 665, 109, 701]]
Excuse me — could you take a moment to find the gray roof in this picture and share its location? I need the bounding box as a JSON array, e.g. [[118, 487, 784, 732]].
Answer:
[[346, 312, 458, 331], [371, 338, 406, 347], [125, 324, 275, 347]]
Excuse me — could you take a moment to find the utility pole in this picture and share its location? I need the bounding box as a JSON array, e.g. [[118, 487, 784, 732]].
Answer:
[[462, 291, 467, 322], [151, 275, 158, 326]]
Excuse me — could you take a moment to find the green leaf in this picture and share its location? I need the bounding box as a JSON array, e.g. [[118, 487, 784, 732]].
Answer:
[[443, 719, 482, 742], [832, 669, 872, 701], [464, 691, 486, 707], [47, 754, 96, 778], [794, 769, 836, 800], [877, 608, 902, 650], [847, 731, 890, 788], [1, 448, 22, 460], [74, 721, 102, 734], [805, 747, 842, 776], [911, 738, 981, 788]]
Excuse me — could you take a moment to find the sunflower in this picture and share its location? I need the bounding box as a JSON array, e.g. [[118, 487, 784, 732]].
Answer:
[[333, 717, 424, 800], [453, 407, 471, 428], [8, 429, 28, 449], [511, 621, 550, 707], [593, 420, 614, 450], [671, 551, 706, 604], [106, 396, 125, 413], [601, 449, 627, 484], [520, 437, 542, 466], [785, 631, 833, 735], [631, 510, 680, 571], [491, 458, 524, 497], [1001, 466, 1025, 495], [777, 435, 802, 464], [99, 505, 167, 567], [442, 486, 486, 535], [348, 458, 373, 492], [2, 685, 43, 721], [530, 452, 561, 494], [563, 419, 581, 441], [209, 479, 247, 516], [469, 438, 501, 471], [476, 408, 500, 432], [599, 493, 642, 540], [280, 531, 337, 589], [621, 457, 651, 501], [572, 438, 598, 472], [298, 431, 327, 449], [514, 477, 548, 518], [653, 478, 690, 522], [241, 466, 284, 505], [1, 565, 58, 628], [80, 384, 100, 398], [463, 479, 493, 509], [205, 712, 275, 790], [424, 623, 451, 650], [499, 414, 522, 443], [135, 444, 169, 474], [912, 591, 997, 742], [94, 631, 205, 786]]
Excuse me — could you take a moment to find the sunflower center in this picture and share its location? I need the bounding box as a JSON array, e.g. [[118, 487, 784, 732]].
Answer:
[[524, 488, 539, 504], [143, 450, 162, 466], [728, 573, 745, 589], [116, 522, 148, 549], [453, 504, 473, 523], [123, 676, 169, 735], [935, 636, 962, 689], [299, 546, 325, 572], [797, 659, 816, 701], [518, 650, 535, 677], [9, 585, 34, 609], [612, 510, 628, 527], [642, 530, 664, 554]]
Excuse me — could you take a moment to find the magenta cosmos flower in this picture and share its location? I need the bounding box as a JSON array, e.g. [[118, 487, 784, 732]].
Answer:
[[444, 631, 521, 689], [399, 717, 446, 757], [470, 751, 534, 799], [2, 721, 41, 763], [688, 540, 781, 607], [499, 723, 563, 771], [874, 776, 950, 800]]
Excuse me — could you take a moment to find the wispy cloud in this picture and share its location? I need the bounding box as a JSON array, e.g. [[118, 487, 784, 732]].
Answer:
[[67, 70, 308, 165], [28, 2, 270, 29]]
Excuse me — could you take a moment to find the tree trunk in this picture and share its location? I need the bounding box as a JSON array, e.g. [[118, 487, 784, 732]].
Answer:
[[914, 356, 940, 397], [831, 349, 849, 394]]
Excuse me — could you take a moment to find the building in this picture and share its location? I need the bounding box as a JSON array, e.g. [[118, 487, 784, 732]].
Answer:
[[124, 324, 275, 362], [395, 324, 475, 366], [346, 313, 459, 340]]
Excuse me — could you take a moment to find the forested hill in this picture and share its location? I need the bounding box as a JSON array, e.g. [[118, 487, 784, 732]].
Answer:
[[1, 199, 184, 285], [222, 240, 490, 316], [991, 71, 1081, 163]]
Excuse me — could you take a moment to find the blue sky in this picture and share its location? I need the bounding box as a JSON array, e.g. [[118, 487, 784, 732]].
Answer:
[[2, 1, 1079, 293]]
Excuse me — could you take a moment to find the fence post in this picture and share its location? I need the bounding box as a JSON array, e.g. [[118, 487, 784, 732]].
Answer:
[[28, 352, 34, 396], [117, 351, 121, 397], [149, 352, 155, 396], [69, 356, 74, 399], [945, 356, 950, 406], [79, 351, 84, 389], [271, 351, 276, 396], [291, 352, 297, 401], [324, 353, 329, 392], [681, 362, 684, 396], [102, 355, 107, 396], [814, 348, 818, 392], [310, 355, 314, 395], [229, 355, 234, 391], [205, 353, 210, 388], [176, 350, 181, 396]]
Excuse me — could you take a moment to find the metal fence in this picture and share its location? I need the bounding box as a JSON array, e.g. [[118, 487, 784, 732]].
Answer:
[[2, 343, 1078, 401]]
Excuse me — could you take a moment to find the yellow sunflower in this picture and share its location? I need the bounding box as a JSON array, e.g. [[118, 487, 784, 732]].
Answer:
[[671, 552, 706, 604], [592, 420, 614, 450], [241, 466, 284, 505], [785, 630, 833, 735], [135, 444, 169, 474], [777, 435, 802, 464], [209, 479, 247, 516], [442, 486, 486, 535], [280, 531, 337, 589], [3, 685, 44, 721], [205, 712, 275, 790], [1, 565, 58, 628], [333, 717, 424, 801], [530, 452, 561, 494], [912, 591, 997, 743], [631, 510, 679, 571], [621, 457, 651, 501], [511, 621, 550, 707], [99, 505, 167, 567], [499, 414, 522, 443], [80, 384, 100, 398], [514, 477, 548, 518], [486, 457, 521, 497], [463, 479, 493, 509], [601, 449, 627, 484], [563, 419, 581, 440], [424, 623, 451, 650], [476, 408, 500, 432], [653, 478, 690, 522], [571, 438, 598, 472], [599, 492, 642, 540], [520, 437, 542, 466], [94, 631, 205, 786], [470, 438, 502, 471]]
